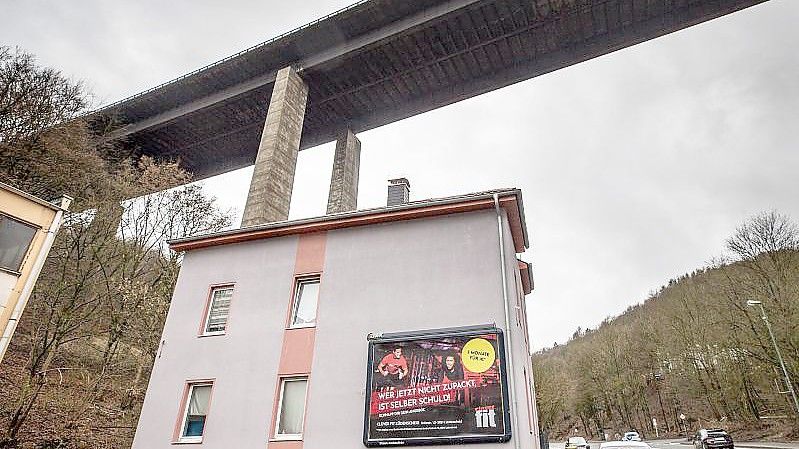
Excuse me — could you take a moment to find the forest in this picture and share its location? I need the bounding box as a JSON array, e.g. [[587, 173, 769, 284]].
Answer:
[[533, 211, 799, 441]]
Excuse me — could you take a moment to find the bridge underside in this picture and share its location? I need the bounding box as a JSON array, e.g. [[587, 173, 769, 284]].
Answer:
[[97, 0, 768, 180]]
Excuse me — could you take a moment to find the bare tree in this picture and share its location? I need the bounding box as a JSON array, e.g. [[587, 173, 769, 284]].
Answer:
[[0, 47, 85, 145], [727, 211, 799, 262], [0, 46, 233, 448], [0, 161, 231, 447]]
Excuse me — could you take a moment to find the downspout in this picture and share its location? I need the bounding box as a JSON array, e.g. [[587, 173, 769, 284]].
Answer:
[[0, 200, 68, 362], [494, 193, 521, 449]]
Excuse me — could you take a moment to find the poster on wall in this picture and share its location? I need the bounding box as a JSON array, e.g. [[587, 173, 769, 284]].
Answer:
[[363, 327, 511, 446]]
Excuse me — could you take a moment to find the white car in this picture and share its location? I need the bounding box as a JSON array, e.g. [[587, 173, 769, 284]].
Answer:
[[566, 437, 590, 449], [600, 441, 651, 449], [622, 432, 642, 442]]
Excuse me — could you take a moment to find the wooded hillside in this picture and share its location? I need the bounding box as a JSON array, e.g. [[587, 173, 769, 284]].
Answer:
[[533, 213, 799, 441], [0, 47, 232, 449]]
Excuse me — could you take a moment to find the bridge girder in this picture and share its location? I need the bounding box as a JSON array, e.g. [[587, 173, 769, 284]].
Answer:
[[96, 0, 769, 180]]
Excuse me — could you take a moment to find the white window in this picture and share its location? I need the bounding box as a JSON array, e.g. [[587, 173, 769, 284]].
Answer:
[[275, 377, 308, 440], [179, 383, 212, 443], [289, 277, 320, 328], [203, 286, 233, 335]]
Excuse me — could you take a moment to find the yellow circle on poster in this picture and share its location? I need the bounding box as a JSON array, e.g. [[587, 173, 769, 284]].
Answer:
[[461, 338, 496, 373]]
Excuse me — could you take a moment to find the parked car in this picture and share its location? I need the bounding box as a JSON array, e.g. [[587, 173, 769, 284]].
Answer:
[[601, 442, 652, 449], [694, 429, 734, 449], [566, 436, 591, 449], [622, 432, 641, 442]]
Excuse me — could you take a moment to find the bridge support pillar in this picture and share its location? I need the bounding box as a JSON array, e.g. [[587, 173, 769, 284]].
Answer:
[[242, 66, 308, 227], [326, 129, 361, 214]]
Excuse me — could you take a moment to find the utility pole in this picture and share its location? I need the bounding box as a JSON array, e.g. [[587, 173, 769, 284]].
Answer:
[[746, 300, 799, 414]]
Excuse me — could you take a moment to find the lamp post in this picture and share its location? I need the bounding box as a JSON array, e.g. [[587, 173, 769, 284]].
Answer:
[[679, 414, 686, 437], [746, 300, 799, 414]]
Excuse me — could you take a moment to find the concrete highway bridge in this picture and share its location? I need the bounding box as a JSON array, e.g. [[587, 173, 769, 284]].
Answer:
[[93, 0, 769, 226]]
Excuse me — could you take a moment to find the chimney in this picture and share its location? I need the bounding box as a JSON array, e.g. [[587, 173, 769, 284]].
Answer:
[[387, 178, 410, 206]]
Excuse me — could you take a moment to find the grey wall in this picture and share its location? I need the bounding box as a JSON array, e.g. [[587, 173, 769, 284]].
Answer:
[[306, 209, 537, 449], [132, 236, 299, 449], [132, 209, 537, 449]]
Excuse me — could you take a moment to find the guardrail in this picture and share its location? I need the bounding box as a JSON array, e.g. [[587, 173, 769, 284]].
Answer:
[[92, 0, 373, 114]]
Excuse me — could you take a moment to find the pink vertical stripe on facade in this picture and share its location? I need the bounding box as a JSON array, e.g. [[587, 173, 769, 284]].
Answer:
[[293, 232, 326, 275], [268, 232, 326, 447], [278, 328, 316, 375]]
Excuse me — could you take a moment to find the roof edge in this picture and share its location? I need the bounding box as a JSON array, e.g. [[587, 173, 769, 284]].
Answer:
[[170, 189, 529, 253], [517, 259, 533, 295], [0, 182, 72, 212]]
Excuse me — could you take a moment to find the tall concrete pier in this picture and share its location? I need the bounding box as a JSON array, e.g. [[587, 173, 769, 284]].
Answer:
[[242, 66, 308, 226], [241, 66, 362, 226], [326, 129, 361, 215]]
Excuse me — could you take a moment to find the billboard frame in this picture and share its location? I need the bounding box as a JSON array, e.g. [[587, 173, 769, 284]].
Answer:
[[362, 325, 512, 447]]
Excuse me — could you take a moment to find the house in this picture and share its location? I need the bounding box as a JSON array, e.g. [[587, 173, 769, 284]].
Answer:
[[0, 182, 70, 363], [132, 185, 538, 449]]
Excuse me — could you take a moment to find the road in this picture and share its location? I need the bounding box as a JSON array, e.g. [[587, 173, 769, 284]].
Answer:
[[548, 440, 799, 449], [649, 439, 799, 449]]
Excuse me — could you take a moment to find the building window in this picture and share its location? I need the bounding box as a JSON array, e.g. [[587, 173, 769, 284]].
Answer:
[[275, 377, 308, 440], [0, 215, 37, 273], [289, 277, 320, 328], [523, 367, 535, 433], [203, 286, 233, 335], [179, 382, 213, 443]]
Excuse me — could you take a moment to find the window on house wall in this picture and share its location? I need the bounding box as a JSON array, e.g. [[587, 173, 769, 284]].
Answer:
[[513, 275, 523, 328], [523, 368, 535, 433], [203, 286, 233, 335], [179, 383, 213, 442], [516, 286, 531, 355], [0, 214, 37, 273], [289, 277, 320, 328], [275, 377, 308, 439]]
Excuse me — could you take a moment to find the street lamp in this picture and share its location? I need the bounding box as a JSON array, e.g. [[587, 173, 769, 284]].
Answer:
[[679, 413, 686, 437], [746, 299, 799, 414]]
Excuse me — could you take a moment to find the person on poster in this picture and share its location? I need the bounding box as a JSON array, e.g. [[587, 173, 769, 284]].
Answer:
[[440, 354, 464, 383], [377, 346, 408, 388]]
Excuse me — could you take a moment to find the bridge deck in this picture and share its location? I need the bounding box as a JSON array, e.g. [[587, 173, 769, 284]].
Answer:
[[96, 0, 768, 179]]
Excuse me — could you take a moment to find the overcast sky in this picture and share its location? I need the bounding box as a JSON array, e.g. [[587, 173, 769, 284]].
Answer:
[[3, 0, 797, 350]]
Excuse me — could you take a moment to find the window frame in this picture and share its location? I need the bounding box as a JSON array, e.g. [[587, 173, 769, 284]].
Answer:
[[523, 366, 535, 434], [199, 284, 235, 337], [273, 376, 309, 441], [176, 381, 214, 444], [287, 275, 321, 329], [0, 213, 39, 274]]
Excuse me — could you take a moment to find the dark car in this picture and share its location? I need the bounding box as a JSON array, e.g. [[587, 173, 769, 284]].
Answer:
[[694, 429, 734, 449]]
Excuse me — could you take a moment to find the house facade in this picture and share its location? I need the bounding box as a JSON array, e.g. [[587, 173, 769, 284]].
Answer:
[[0, 182, 70, 363], [132, 188, 539, 449]]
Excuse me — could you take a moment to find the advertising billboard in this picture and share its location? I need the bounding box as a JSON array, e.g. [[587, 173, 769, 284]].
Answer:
[[363, 327, 511, 446]]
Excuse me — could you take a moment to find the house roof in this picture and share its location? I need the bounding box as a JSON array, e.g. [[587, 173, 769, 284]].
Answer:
[[0, 182, 72, 212], [169, 188, 529, 253]]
